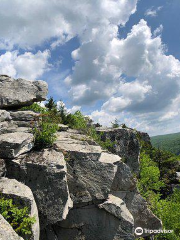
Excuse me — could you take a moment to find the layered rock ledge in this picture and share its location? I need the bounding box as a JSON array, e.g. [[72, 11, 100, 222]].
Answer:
[[0, 75, 162, 240]]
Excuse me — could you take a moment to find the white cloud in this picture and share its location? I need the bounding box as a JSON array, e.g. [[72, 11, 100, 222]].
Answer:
[[0, 50, 50, 80], [145, 6, 163, 17], [0, 0, 137, 49], [153, 25, 163, 37], [102, 97, 131, 112], [69, 19, 180, 115]]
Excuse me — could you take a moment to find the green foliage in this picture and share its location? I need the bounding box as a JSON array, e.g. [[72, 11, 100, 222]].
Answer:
[[45, 96, 57, 111], [65, 111, 88, 130], [20, 103, 47, 114], [137, 137, 180, 240], [87, 127, 116, 151], [151, 132, 180, 155], [0, 197, 36, 238], [33, 114, 58, 149], [121, 123, 127, 128], [153, 190, 180, 240], [138, 152, 165, 199], [111, 119, 119, 128]]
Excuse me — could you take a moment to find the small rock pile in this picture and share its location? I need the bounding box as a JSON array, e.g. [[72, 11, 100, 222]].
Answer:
[[0, 75, 162, 240]]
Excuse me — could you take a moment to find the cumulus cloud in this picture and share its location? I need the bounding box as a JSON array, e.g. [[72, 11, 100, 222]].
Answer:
[[69, 19, 180, 116], [0, 0, 137, 49], [145, 6, 163, 17], [0, 50, 50, 80], [1, 0, 179, 135]]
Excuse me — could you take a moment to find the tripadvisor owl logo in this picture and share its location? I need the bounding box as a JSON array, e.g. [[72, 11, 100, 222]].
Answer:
[[135, 227, 173, 235], [135, 227, 143, 236]]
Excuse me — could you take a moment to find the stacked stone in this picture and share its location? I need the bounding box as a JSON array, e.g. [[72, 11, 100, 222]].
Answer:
[[0, 75, 162, 240], [0, 75, 48, 240]]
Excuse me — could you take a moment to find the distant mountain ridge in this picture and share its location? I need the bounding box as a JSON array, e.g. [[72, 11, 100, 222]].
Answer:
[[151, 132, 180, 155]]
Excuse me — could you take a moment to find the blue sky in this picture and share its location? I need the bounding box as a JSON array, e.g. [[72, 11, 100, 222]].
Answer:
[[0, 0, 180, 136]]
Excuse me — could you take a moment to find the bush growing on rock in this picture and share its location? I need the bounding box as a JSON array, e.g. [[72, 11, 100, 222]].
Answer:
[[33, 114, 58, 149], [21, 102, 47, 114], [0, 197, 36, 238]]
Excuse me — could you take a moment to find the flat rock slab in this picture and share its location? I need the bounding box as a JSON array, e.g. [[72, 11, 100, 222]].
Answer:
[[0, 75, 48, 109], [10, 111, 40, 121], [58, 124, 69, 131], [0, 178, 39, 240], [0, 132, 34, 159], [55, 131, 102, 161], [6, 149, 73, 228], [0, 214, 23, 240]]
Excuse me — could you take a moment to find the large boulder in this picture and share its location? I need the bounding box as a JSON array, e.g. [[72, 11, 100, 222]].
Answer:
[[0, 177, 39, 240], [0, 132, 34, 159], [5, 149, 73, 228], [0, 75, 48, 109], [113, 191, 162, 237], [46, 199, 134, 240], [98, 194, 134, 239], [54, 131, 136, 206], [0, 214, 23, 240], [96, 127, 140, 175]]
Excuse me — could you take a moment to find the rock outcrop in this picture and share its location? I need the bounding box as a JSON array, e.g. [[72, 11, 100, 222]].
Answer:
[[0, 75, 48, 109], [6, 149, 73, 228], [0, 132, 34, 158], [0, 75, 162, 240], [0, 178, 39, 240], [96, 127, 140, 175]]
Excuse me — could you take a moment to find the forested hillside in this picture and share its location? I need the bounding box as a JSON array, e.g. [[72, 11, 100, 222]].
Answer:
[[151, 132, 180, 155]]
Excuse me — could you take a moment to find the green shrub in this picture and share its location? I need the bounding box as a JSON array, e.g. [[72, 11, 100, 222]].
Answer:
[[0, 197, 36, 238], [137, 152, 165, 198], [20, 103, 47, 114], [111, 119, 119, 128], [153, 190, 180, 240], [33, 114, 58, 149], [137, 137, 180, 240]]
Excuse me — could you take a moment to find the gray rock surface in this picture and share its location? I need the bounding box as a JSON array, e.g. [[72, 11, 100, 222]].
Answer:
[[0, 132, 34, 158], [0, 159, 6, 177], [136, 131, 151, 144], [58, 123, 69, 131], [113, 191, 162, 237], [55, 131, 122, 205], [10, 111, 39, 122], [0, 214, 23, 240], [0, 75, 48, 109], [96, 127, 140, 175], [51, 203, 134, 240], [0, 110, 12, 134], [9, 111, 40, 128], [0, 109, 11, 122], [99, 194, 134, 238], [0, 177, 39, 240], [6, 149, 73, 228]]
